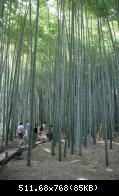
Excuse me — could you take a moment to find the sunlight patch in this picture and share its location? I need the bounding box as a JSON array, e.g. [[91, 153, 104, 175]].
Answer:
[[106, 168, 113, 172], [70, 160, 79, 163], [114, 142, 119, 146], [77, 177, 88, 180], [43, 147, 51, 153], [97, 141, 104, 144]]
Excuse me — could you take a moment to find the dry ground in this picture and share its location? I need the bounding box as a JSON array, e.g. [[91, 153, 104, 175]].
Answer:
[[0, 137, 119, 180]]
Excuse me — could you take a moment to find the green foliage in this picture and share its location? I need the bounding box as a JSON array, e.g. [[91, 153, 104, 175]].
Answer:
[[0, 0, 118, 78]]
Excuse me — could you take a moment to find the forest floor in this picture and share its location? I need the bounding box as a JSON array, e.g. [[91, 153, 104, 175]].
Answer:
[[0, 136, 119, 180]]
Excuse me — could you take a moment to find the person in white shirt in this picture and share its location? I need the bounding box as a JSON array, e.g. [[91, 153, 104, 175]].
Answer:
[[17, 122, 25, 148], [40, 121, 47, 142]]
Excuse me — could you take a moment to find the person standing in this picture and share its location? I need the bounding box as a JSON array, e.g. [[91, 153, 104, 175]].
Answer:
[[34, 124, 38, 142], [17, 122, 25, 148], [49, 125, 53, 142], [40, 121, 47, 142]]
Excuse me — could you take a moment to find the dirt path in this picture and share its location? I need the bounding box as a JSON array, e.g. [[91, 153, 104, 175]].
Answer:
[[0, 138, 119, 180]]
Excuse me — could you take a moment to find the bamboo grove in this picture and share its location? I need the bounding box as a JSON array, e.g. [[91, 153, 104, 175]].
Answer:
[[0, 0, 119, 166]]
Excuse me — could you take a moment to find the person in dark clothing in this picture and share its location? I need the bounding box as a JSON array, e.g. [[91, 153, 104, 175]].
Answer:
[[49, 125, 53, 142], [40, 125, 43, 132], [34, 124, 38, 142]]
